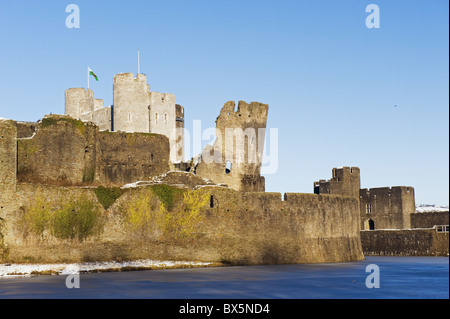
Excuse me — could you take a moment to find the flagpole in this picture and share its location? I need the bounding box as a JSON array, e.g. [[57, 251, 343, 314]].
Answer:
[[87, 66, 90, 89], [138, 50, 140, 74]]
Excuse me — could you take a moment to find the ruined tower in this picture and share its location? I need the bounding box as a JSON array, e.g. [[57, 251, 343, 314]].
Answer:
[[195, 100, 268, 192]]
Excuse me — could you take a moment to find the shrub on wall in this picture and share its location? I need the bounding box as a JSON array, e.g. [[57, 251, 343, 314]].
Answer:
[[121, 186, 209, 240], [20, 195, 105, 242], [52, 198, 104, 241], [94, 186, 125, 209], [150, 184, 184, 211]]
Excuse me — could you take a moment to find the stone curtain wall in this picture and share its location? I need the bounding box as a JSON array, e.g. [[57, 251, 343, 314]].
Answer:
[[410, 211, 449, 229], [17, 115, 170, 187], [361, 229, 449, 256], [96, 131, 169, 186], [1, 184, 364, 265]]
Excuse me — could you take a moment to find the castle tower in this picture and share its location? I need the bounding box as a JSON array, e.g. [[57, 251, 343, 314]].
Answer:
[[113, 73, 150, 133], [65, 88, 95, 119], [148, 92, 184, 163], [314, 167, 361, 198], [196, 100, 269, 192]]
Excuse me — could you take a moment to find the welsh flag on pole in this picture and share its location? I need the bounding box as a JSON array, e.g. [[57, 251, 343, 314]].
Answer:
[[88, 67, 98, 81]]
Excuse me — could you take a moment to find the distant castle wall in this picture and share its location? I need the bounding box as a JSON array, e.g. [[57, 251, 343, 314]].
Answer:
[[196, 101, 268, 192], [411, 211, 449, 229], [16, 115, 169, 186], [361, 229, 448, 256], [80, 106, 112, 131], [359, 186, 415, 230]]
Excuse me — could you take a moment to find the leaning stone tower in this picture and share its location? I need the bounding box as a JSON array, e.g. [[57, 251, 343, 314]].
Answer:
[[196, 100, 269, 192]]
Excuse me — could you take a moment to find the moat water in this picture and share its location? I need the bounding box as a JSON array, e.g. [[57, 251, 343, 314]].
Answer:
[[0, 257, 448, 299]]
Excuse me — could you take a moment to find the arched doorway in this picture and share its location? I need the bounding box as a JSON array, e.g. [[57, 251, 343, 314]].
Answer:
[[365, 219, 375, 230]]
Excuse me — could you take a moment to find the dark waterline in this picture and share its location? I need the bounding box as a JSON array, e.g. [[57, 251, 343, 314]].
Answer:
[[0, 256, 448, 299]]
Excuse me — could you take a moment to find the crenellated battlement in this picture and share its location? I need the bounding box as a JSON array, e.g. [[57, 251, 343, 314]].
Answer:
[[113, 72, 148, 85], [65, 87, 94, 98], [360, 186, 414, 197]]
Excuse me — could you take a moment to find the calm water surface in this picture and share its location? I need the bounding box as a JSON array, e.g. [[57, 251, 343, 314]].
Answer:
[[0, 256, 448, 299]]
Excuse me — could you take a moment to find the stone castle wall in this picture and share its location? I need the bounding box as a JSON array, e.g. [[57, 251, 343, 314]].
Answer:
[[1, 183, 364, 265], [17, 116, 98, 186], [96, 131, 169, 186], [16, 115, 169, 187], [411, 211, 449, 228], [361, 229, 448, 256], [0, 119, 17, 218]]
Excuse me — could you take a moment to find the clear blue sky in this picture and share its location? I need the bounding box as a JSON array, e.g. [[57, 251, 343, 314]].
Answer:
[[0, 1, 448, 205]]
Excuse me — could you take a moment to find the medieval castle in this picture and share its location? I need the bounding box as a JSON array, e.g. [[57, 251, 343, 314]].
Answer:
[[0, 72, 447, 265]]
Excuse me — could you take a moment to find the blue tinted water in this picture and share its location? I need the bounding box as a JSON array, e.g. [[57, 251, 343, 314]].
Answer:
[[0, 256, 448, 299]]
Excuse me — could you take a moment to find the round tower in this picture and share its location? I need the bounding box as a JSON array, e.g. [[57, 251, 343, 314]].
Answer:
[[65, 88, 94, 119], [113, 73, 150, 132]]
